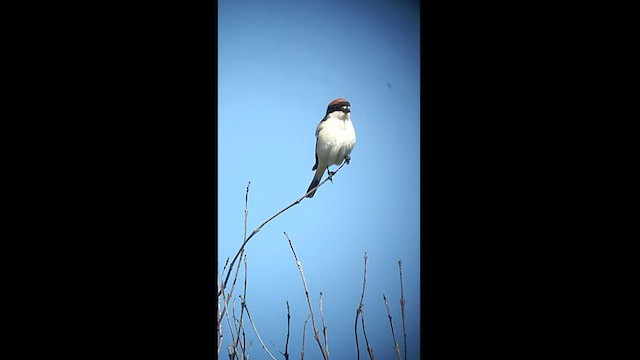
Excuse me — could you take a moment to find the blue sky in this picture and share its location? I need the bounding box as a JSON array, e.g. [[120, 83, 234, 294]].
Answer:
[[218, 0, 420, 358]]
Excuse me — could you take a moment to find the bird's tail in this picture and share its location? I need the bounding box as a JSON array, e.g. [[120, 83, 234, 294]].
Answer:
[[306, 176, 320, 198]]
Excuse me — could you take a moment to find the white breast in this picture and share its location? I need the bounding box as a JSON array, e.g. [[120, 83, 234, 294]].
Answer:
[[316, 116, 356, 167]]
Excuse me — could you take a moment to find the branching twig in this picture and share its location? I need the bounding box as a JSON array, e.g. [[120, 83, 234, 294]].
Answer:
[[231, 311, 248, 359], [218, 257, 230, 355], [285, 232, 329, 360], [399, 261, 407, 360], [217, 276, 224, 354], [383, 294, 402, 360], [217, 163, 351, 355], [219, 161, 348, 299], [301, 314, 311, 360], [233, 254, 248, 359], [355, 252, 375, 360], [274, 301, 291, 360], [241, 295, 277, 360], [319, 292, 329, 359], [243, 256, 248, 357], [225, 296, 239, 359], [218, 182, 252, 336]]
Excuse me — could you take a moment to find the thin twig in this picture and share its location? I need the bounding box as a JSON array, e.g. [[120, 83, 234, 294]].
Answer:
[[218, 182, 252, 339], [236, 254, 248, 359], [319, 292, 329, 359], [218, 257, 230, 355], [243, 256, 248, 355], [285, 232, 329, 360], [219, 161, 348, 299], [244, 181, 250, 242], [285, 301, 291, 360], [217, 163, 350, 355], [383, 294, 402, 360], [220, 257, 230, 284], [220, 259, 243, 346], [355, 252, 375, 360], [224, 296, 239, 359], [301, 314, 311, 360], [241, 295, 277, 360], [361, 308, 375, 360], [228, 258, 248, 360], [274, 301, 291, 360], [217, 277, 224, 354], [231, 312, 248, 359], [354, 307, 360, 360], [399, 261, 407, 360]]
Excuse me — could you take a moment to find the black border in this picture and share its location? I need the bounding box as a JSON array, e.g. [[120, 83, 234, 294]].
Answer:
[[40, 2, 220, 357]]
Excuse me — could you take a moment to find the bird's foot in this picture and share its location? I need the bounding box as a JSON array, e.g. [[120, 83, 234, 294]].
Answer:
[[344, 155, 351, 165], [327, 170, 335, 183]]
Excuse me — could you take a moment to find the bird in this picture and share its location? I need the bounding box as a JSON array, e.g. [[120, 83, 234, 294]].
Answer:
[[306, 98, 356, 198]]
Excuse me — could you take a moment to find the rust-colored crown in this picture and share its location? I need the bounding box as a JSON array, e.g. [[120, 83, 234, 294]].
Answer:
[[328, 98, 349, 107]]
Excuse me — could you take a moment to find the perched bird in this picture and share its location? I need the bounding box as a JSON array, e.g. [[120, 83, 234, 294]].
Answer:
[[306, 98, 356, 198]]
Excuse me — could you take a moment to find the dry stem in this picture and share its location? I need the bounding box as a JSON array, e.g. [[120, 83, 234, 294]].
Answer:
[[217, 162, 350, 355], [399, 261, 407, 360], [383, 294, 402, 360], [354, 252, 375, 360], [301, 314, 311, 360], [219, 161, 348, 299], [218, 257, 230, 355], [218, 182, 252, 339], [224, 296, 239, 359], [241, 295, 277, 360], [274, 301, 291, 360], [319, 292, 329, 358], [232, 255, 249, 359], [285, 301, 291, 360], [285, 232, 329, 360]]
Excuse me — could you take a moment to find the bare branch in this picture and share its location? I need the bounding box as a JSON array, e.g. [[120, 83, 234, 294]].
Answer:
[[355, 252, 375, 360], [218, 257, 230, 355], [236, 255, 249, 359], [354, 306, 360, 360], [383, 294, 402, 360], [361, 310, 375, 360], [241, 295, 277, 360], [301, 314, 311, 360], [285, 301, 291, 360], [219, 161, 349, 299], [399, 260, 407, 360], [224, 296, 239, 359], [244, 181, 250, 242], [319, 292, 329, 359], [218, 182, 252, 335], [285, 232, 329, 360], [219, 257, 230, 286], [275, 301, 291, 360], [217, 163, 351, 354], [231, 311, 249, 359]]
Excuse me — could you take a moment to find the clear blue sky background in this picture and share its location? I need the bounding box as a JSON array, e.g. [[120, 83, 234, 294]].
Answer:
[[218, 0, 420, 358]]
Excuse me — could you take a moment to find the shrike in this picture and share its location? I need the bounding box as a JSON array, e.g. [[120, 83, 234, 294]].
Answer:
[[306, 98, 356, 198]]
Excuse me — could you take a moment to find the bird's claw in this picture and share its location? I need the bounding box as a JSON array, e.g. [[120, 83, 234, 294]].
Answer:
[[327, 170, 335, 183], [344, 155, 351, 165]]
